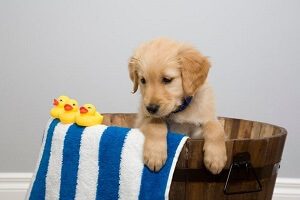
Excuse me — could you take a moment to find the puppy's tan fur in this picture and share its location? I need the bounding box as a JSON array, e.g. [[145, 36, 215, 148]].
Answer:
[[128, 38, 227, 174]]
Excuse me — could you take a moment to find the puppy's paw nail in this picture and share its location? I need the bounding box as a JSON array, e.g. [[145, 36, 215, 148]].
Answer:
[[143, 143, 167, 172]]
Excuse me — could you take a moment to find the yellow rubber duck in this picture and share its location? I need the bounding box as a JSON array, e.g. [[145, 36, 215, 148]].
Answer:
[[75, 104, 103, 126], [50, 95, 70, 118], [59, 99, 79, 124]]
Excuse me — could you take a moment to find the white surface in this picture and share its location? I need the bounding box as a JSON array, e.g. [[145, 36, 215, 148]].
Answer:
[[75, 125, 107, 200], [273, 178, 300, 200], [45, 123, 71, 200], [1, 173, 299, 200], [0, 1, 299, 178], [119, 129, 144, 200], [0, 173, 32, 200]]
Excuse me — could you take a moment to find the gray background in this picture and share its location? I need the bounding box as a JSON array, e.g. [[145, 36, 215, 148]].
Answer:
[[0, 0, 299, 178]]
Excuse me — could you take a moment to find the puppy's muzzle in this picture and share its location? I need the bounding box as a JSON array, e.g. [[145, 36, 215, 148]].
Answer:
[[146, 104, 160, 114]]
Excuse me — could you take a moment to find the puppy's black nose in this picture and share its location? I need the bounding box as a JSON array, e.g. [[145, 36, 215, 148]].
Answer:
[[146, 104, 160, 114]]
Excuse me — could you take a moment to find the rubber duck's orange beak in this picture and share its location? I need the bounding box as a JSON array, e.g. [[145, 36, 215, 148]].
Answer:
[[53, 99, 59, 106], [80, 107, 88, 114], [64, 104, 73, 111]]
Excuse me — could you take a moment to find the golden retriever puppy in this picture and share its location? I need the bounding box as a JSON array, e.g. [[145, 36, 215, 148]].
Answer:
[[128, 38, 227, 174]]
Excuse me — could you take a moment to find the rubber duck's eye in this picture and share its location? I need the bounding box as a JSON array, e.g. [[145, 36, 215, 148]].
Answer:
[[59, 99, 63, 102], [140, 78, 146, 84], [73, 104, 76, 106], [162, 77, 173, 84], [88, 107, 91, 109]]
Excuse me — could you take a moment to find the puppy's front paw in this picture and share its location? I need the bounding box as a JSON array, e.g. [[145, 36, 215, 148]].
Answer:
[[203, 142, 227, 174], [143, 140, 167, 172]]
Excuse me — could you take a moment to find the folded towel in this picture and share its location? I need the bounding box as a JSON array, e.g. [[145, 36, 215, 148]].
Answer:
[[26, 118, 188, 200]]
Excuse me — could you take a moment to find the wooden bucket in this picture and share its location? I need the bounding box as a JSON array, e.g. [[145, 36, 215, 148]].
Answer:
[[102, 113, 287, 200]]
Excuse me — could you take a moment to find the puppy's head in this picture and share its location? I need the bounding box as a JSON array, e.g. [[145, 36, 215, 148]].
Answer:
[[129, 38, 210, 117]]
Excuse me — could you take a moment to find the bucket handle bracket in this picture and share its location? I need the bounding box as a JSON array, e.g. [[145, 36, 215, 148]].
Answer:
[[224, 152, 263, 195]]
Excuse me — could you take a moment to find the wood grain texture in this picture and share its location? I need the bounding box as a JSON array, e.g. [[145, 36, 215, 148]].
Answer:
[[102, 114, 287, 200]]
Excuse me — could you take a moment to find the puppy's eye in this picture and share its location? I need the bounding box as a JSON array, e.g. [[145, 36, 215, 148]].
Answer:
[[162, 77, 173, 84], [140, 77, 146, 84]]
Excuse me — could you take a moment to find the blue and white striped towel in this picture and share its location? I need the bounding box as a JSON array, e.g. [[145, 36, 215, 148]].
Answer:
[[26, 118, 188, 200]]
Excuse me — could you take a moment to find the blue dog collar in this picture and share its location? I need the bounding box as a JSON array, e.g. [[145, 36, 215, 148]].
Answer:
[[172, 96, 193, 113]]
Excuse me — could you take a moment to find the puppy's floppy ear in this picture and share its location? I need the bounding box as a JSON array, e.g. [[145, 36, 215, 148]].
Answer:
[[128, 57, 139, 93], [178, 46, 211, 96]]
